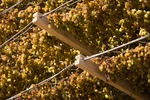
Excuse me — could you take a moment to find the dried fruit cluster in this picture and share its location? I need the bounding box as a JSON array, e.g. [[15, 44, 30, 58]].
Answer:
[[99, 43, 150, 94], [0, 0, 150, 99]]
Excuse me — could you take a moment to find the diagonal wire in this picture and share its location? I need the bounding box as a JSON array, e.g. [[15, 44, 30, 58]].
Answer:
[[0, 0, 46, 48], [59, 0, 81, 11], [138, 41, 149, 44], [6, 32, 150, 99], [67, 0, 80, 7], [11, 24, 33, 43], [0, 0, 81, 49], [38, 63, 75, 86], [42, 0, 79, 17], [84, 33, 150, 60], [0, 22, 33, 49], [6, 63, 75, 100], [2, 0, 149, 99], [6, 0, 80, 98], [1, 0, 23, 15], [0, 0, 80, 46]]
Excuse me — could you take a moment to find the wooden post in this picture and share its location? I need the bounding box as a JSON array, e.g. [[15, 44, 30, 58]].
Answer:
[[75, 54, 149, 100], [32, 12, 94, 56]]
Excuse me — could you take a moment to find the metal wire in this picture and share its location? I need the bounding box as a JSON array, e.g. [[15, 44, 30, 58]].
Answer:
[[138, 41, 149, 44], [38, 63, 75, 86], [0, 22, 33, 49], [1, 0, 23, 15], [0, 0, 81, 47], [2, 0, 150, 99], [6, 63, 75, 100], [67, 0, 80, 7], [84, 33, 150, 60], [11, 24, 33, 43], [5, 0, 80, 97], [42, 0, 78, 17], [0, 0, 80, 49], [59, 0, 81, 11], [5, 0, 150, 99]]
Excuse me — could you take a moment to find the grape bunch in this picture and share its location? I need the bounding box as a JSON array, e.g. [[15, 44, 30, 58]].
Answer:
[[0, 0, 150, 99], [99, 43, 150, 94], [14, 71, 132, 100]]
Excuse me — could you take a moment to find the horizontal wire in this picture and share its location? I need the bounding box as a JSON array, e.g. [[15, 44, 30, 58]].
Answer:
[[84, 33, 150, 60], [1, 0, 23, 15], [6, 63, 75, 100], [0, 22, 33, 49]]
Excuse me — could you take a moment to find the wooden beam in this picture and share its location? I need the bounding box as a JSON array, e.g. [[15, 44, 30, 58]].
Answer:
[[75, 54, 149, 100], [32, 12, 94, 56]]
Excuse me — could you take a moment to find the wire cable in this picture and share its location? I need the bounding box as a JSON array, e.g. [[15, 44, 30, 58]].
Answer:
[[11, 24, 33, 43], [1, 0, 23, 15], [84, 33, 150, 60], [38, 63, 75, 86], [0, 22, 33, 49], [59, 0, 81, 11], [67, 0, 80, 7], [6, 32, 150, 99], [3, 1, 150, 99], [42, 0, 79, 17], [5, 1, 81, 98], [138, 41, 149, 44], [0, 0, 81, 49], [6, 63, 75, 100]]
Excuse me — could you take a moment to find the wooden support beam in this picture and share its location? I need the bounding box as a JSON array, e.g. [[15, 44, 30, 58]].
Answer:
[[32, 12, 94, 56], [75, 54, 149, 100]]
